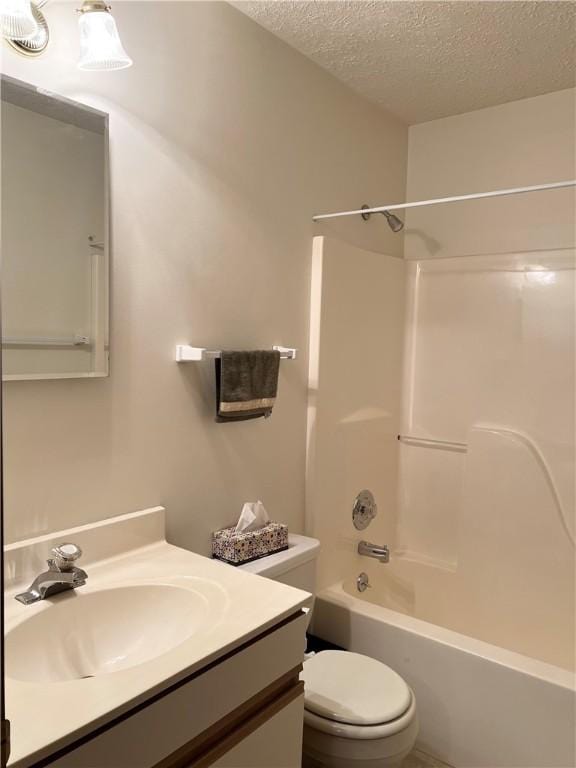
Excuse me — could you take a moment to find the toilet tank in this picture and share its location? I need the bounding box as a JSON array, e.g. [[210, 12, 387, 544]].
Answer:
[[239, 533, 320, 593]]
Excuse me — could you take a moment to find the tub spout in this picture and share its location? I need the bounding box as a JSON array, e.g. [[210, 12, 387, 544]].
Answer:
[[358, 541, 390, 563]]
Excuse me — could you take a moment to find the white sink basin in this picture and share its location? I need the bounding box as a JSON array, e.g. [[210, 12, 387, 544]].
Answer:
[[6, 582, 223, 683]]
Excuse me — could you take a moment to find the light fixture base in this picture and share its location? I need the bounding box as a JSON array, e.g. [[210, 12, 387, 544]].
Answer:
[[77, 1, 111, 14]]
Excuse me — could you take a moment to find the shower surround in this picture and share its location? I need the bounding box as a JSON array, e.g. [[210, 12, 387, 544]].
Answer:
[[307, 235, 575, 767], [395, 250, 575, 669], [308, 235, 575, 651]]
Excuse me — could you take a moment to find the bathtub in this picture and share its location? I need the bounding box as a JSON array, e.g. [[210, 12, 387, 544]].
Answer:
[[312, 581, 576, 768]]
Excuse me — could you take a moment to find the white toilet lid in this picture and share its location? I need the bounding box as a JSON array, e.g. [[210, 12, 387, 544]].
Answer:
[[301, 651, 411, 726]]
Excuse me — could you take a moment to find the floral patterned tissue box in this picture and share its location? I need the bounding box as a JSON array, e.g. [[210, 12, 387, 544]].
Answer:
[[212, 522, 289, 565]]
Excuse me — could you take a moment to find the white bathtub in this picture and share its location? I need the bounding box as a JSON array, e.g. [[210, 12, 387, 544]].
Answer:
[[312, 581, 576, 768]]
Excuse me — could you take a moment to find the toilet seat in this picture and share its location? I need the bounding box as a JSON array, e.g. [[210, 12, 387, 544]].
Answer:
[[301, 651, 415, 739], [302, 651, 412, 725], [303, 690, 416, 739]]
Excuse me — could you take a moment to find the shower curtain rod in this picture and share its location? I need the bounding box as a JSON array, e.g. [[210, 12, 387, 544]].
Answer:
[[312, 179, 576, 222]]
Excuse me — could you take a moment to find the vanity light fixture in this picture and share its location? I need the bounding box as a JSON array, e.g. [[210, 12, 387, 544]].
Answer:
[[0, 0, 38, 41], [77, 0, 132, 70], [4, 0, 48, 57], [1, 0, 131, 65]]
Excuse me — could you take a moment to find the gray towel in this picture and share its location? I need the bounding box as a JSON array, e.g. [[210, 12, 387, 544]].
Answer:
[[215, 350, 281, 422]]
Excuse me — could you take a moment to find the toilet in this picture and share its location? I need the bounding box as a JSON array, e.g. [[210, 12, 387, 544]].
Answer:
[[240, 534, 418, 767]]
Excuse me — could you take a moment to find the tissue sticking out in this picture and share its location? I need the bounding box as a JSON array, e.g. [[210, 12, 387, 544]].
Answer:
[[235, 501, 270, 533]]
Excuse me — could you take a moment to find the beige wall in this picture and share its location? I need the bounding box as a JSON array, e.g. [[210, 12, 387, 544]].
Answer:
[[405, 88, 575, 259], [1, 2, 407, 546]]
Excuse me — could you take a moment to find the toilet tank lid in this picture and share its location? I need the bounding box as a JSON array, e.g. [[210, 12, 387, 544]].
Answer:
[[239, 533, 320, 578]]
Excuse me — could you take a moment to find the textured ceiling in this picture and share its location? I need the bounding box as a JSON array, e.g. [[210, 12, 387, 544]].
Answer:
[[232, 1, 576, 124]]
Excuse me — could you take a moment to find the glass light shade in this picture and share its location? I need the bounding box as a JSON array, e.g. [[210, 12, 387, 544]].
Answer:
[[0, 0, 38, 41], [78, 9, 132, 71], [5, 1, 48, 56]]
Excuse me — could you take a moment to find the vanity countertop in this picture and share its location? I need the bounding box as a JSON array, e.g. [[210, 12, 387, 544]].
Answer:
[[4, 507, 310, 768]]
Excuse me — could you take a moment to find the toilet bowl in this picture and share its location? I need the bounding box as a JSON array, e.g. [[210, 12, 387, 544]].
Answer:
[[239, 535, 418, 767]]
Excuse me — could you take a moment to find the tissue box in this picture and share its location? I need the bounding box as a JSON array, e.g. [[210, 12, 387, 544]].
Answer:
[[212, 522, 289, 565]]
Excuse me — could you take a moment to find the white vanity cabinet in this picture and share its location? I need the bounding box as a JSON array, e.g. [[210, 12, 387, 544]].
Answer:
[[46, 612, 306, 768], [5, 509, 311, 768]]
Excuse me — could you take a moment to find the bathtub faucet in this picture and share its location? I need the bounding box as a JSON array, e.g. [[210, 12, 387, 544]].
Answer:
[[358, 541, 390, 563]]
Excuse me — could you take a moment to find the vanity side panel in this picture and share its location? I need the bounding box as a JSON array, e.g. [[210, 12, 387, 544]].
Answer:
[[46, 614, 306, 768]]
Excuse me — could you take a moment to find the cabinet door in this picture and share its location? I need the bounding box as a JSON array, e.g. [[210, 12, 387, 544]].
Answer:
[[48, 614, 306, 768], [210, 694, 304, 768]]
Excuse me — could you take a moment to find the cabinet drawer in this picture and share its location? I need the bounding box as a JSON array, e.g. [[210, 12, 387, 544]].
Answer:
[[47, 612, 306, 768]]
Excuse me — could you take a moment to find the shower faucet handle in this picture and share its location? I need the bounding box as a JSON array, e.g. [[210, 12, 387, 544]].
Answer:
[[352, 490, 378, 530]]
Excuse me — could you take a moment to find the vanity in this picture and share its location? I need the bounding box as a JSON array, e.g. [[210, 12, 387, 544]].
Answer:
[[4, 508, 310, 767]]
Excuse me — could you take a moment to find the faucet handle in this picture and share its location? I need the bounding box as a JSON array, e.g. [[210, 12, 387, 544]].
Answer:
[[50, 542, 83, 571]]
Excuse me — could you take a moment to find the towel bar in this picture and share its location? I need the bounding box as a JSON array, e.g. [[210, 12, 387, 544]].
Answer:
[[175, 345, 297, 362], [3, 335, 91, 348]]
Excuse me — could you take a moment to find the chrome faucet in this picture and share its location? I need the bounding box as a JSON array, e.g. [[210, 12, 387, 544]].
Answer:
[[15, 543, 87, 605], [358, 540, 390, 563]]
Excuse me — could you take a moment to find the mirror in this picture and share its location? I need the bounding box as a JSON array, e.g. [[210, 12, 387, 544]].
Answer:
[[1, 75, 109, 380]]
